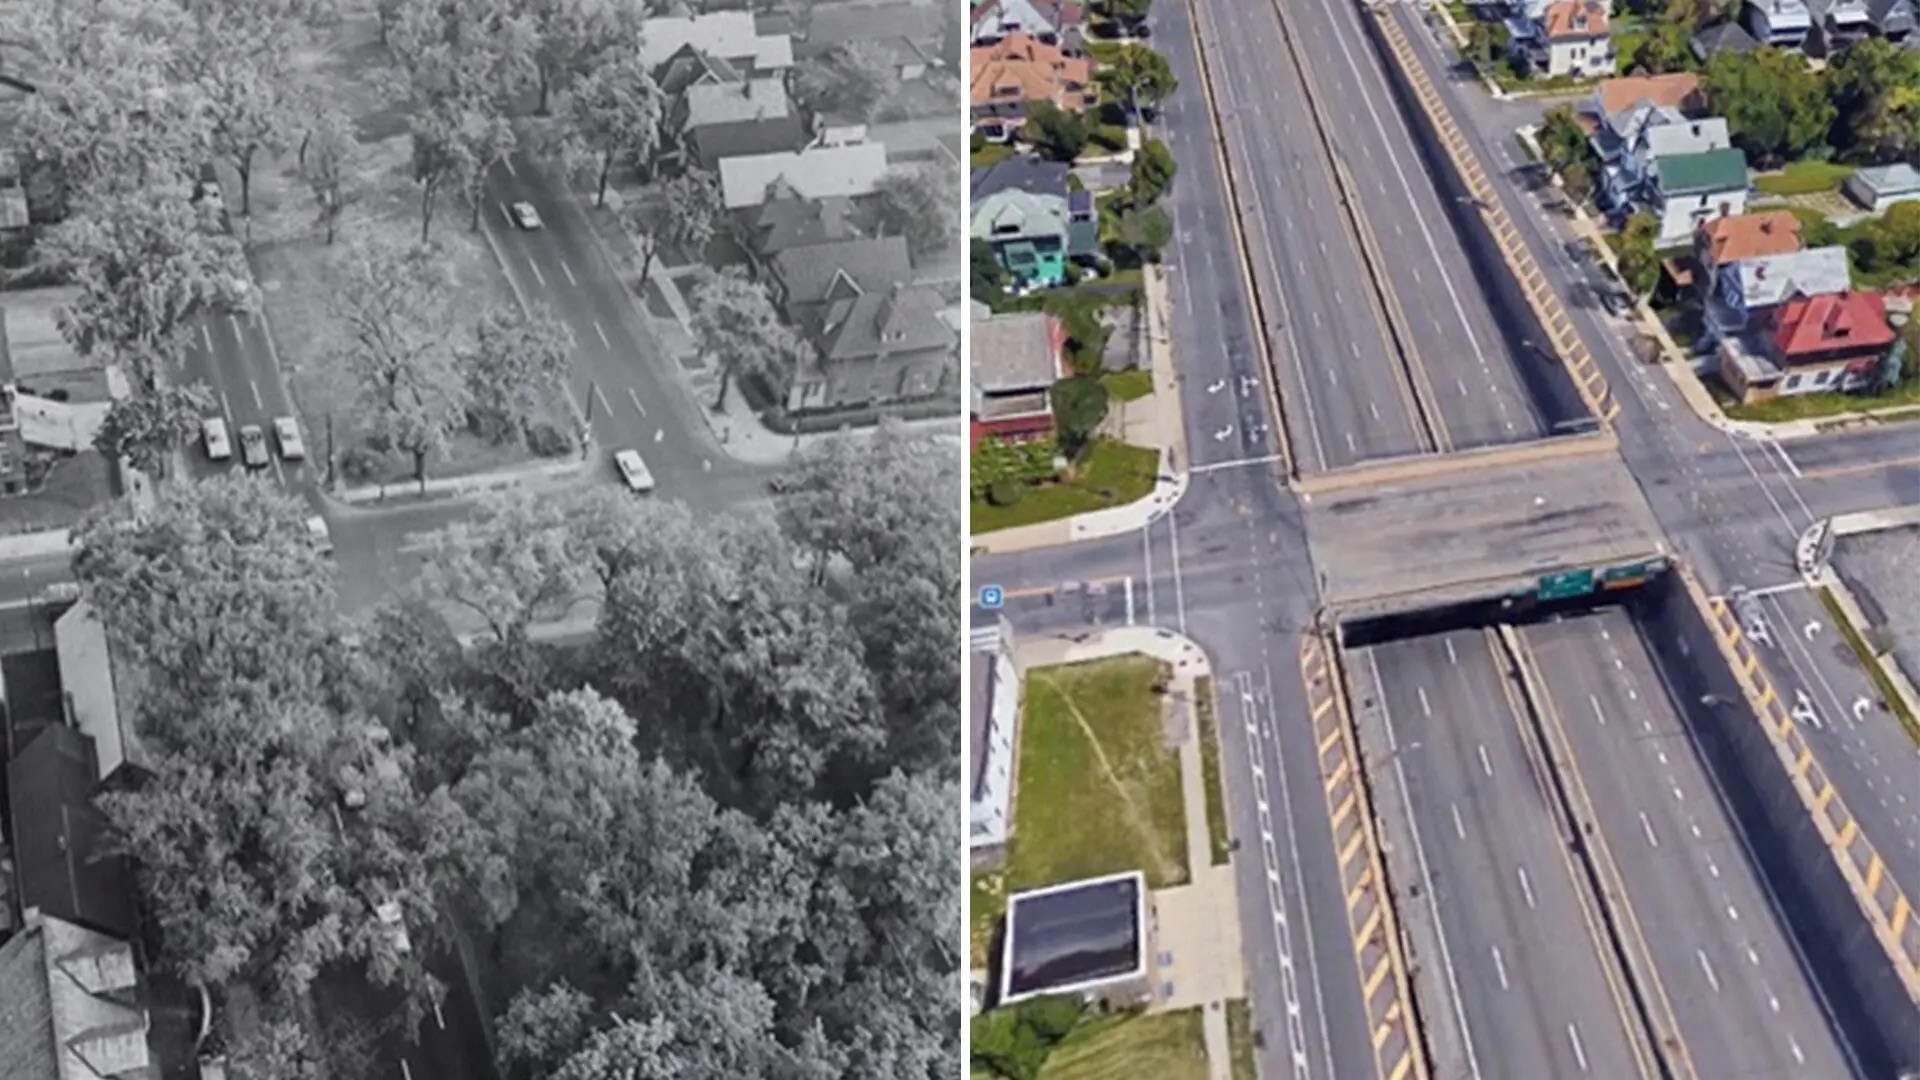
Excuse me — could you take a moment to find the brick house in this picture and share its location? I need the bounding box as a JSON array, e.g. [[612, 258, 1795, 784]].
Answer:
[[969, 32, 1095, 140]]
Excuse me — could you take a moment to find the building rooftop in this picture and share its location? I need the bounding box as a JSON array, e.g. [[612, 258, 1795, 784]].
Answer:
[[1772, 290, 1895, 359], [1698, 210, 1802, 265], [969, 649, 994, 799], [969, 32, 1092, 107], [816, 282, 953, 363], [7, 725, 139, 942], [0, 912, 153, 1080], [1850, 162, 1920, 196], [718, 141, 891, 209], [1735, 244, 1852, 308], [681, 77, 790, 130], [639, 11, 794, 72], [1657, 147, 1748, 196], [1584, 72, 1704, 133], [971, 187, 1069, 243], [772, 235, 914, 309], [970, 154, 1070, 202], [1542, 0, 1609, 38], [1000, 871, 1148, 1004], [970, 311, 1061, 393]]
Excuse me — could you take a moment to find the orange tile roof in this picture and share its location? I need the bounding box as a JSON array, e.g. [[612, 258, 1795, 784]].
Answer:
[[1698, 211, 1803, 265], [970, 32, 1094, 109], [1772, 291, 1895, 360], [1543, 0, 1609, 39], [1595, 72, 1702, 118]]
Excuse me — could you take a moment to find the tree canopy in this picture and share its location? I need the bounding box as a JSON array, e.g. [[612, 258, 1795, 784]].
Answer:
[[1702, 46, 1834, 166]]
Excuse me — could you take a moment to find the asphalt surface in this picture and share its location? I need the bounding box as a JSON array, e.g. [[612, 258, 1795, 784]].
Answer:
[[1521, 609, 1861, 1079], [1359, 630, 1647, 1080]]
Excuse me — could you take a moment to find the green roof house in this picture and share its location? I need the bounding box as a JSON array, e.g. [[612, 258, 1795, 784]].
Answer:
[[1652, 146, 1749, 247], [971, 188, 1099, 291]]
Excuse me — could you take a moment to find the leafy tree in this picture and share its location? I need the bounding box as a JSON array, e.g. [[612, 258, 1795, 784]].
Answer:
[[452, 104, 519, 232], [556, 52, 662, 206], [873, 166, 958, 255], [300, 105, 361, 244], [1463, 21, 1507, 71], [326, 234, 467, 489], [40, 186, 255, 391], [458, 304, 576, 444], [199, 51, 292, 219], [1099, 0, 1153, 28], [1826, 38, 1920, 163], [1626, 24, 1689, 75], [1053, 297, 1111, 374], [1024, 100, 1089, 162], [1536, 104, 1591, 174], [518, 0, 634, 113], [91, 382, 218, 481], [973, 996, 1087, 1080], [1879, 199, 1920, 263], [687, 268, 810, 410], [622, 169, 722, 290], [1093, 44, 1177, 121], [1702, 46, 1833, 166], [972, 237, 1010, 299], [1561, 159, 1595, 205], [408, 106, 465, 243], [70, 473, 342, 714], [1051, 374, 1110, 455], [1115, 204, 1173, 260], [794, 41, 899, 122], [1128, 137, 1176, 207], [1617, 211, 1662, 296]]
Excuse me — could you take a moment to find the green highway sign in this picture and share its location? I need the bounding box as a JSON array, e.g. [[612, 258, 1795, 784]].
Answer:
[[1537, 568, 1596, 601]]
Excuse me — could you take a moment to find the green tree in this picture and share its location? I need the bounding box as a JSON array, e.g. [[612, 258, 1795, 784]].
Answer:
[[300, 105, 361, 245], [1536, 104, 1591, 174], [1617, 212, 1662, 296], [1560, 159, 1594, 205], [874, 165, 959, 255], [1099, 0, 1153, 28], [688, 268, 810, 410], [1023, 100, 1089, 162], [458, 304, 576, 444], [520, 0, 635, 114], [1051, 374, 1110, 455], [794, 40, 900, 121], [1702, 45, 1834, 166], [1116, 204, 1173, 261], [91, 382, 218, 482], [556, 52, 662, 205], [1093, 44, 1177, 121], [1879, 199, 1920, 263], [972, 237, 1010, 299], [1626, 24, 1689, 75], [1463, 21, 1508, 71], [1128, 137, 1176, 207], [623, 169, 722, 290], [1826, 38, 1920, 163]]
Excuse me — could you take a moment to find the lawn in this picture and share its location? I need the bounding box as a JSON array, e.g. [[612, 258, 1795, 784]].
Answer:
[[1100, 367, 1155, 402], [1007, 655, 1191, 892], [1754, 160, 1856, 197], [241, 6, 571, 487], [1818, 586, 1920, 739], [970, 439, 1160, 534], [0, 451, 113, 537], [972, 141, 1015, 169], [1718, 372, 1920, 423], [1195, 676, 1230, 866], [1227, 1000, 1257, 1080], [1041, 1009, 1210, 1080]]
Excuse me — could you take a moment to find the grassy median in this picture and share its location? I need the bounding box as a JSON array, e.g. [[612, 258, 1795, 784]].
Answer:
[[1195, 676, 1231, 865], [970, 440, 1160, 534], [1227, 1000, 1258, 1080], [1041, 1008, 1210, 1080], [1817, 585, 1920, 740]]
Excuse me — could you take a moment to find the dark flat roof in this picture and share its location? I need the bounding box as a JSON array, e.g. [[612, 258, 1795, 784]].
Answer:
[[7, 724, 138, 940], [1002, 872, 1145, 1002]]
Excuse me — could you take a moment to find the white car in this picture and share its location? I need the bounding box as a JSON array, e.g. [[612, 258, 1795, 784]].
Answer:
[[306, 515, 333, 556], [509, 201, 542, 229], [273, 416, 306, 460], [203, 417, 232, 460], [614, 449, 655, 492]]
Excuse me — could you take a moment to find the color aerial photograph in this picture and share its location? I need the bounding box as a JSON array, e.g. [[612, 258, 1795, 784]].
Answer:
[[0, 0, 964, 1076], [964, 0, 1920, 1073]]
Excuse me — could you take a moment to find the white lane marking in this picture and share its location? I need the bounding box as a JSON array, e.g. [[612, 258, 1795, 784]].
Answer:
[[1726, 904, 1739, 922], [1418, 686, 1432, 716], [249, 379, 262, 408], [226, 314, 243, 341], [1707, 856, 1721, 878], [1451, 802, 1465, 839], [1747, 945, 1761, 966], [593, 384, 614, 422], [498, 202, 514, 227], [1567, 1024, 1589, 1073], [400, 1061, 413, 1080], [1491, 945, 1509, 990], [201, 323, 214, 351], [594, 319, 611, 348], [1639, 811, 1658, 848], [1672, 785, 1685, 803], [1697, 950, 1720, 992], [626, 386, 647, 418], [1789, 1037, 1805, 1065], [1445, 638, 1458, 664], [219, 390, 235, 429], [1590, 694, 1606, 725], [560, 258, 577, 286], [1516, 865, 1535, 909], [433, 1000, 445, 1030], [1191, 453, 1287, 474], [528, 259, 546, 287], [502, 156, 517, 177], [1478, 744, 1493, 777]]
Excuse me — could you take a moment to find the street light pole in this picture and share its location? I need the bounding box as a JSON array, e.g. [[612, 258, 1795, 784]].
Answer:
[[580, 379, 596, 461]]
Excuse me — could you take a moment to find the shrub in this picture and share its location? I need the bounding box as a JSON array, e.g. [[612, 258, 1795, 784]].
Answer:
[[986, 479, 1025, 506], [339, 445, 387, 484], [524, 421, 575, 458]]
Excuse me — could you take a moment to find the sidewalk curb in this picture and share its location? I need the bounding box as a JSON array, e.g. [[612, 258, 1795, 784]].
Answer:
[[328, 454, 588, 507]]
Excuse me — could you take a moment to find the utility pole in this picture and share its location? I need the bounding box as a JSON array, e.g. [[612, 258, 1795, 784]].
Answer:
[[326, 413, 336, 489], [580, 379, 596, 460]]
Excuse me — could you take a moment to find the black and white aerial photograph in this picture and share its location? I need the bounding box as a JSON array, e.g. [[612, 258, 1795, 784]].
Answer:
[[0, 0, 964, 1076]]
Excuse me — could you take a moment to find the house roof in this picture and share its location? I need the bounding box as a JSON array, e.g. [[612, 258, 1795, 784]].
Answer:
[[1657, 147, 1748, 196], [970, 154, 1070, 201], [1001, 871, 1148, 1004], [0, 913, 149, 1080], [1691, 19, 1760, 58], [816, 282, 953, 362], [689, 114, 812, 171], [1645, 117, 1728, 159], [1542, 0, 1609, 38], [718, 142, 891, 208], [971, 0, 1087, 39], [681, 77, 790, 130], [1698, 210, 1803, 265], [1772, 291, 1895, 358], [969, 32, 1092, 107], [971, 311, 1062, 392], [1868, 0, 1916, 33], [6, 725, 139, 941], [801, 2, 950, 58], [771, 235, 914, 308], [639, 11, 794, 72], [1850, 162, 1920, 197], [971, 187, 1069, 243], [753, 193, 858, 253], [655, 46, 744, 97], [1735, 244, 1853, 308], [1589, 73, 1703, 129]]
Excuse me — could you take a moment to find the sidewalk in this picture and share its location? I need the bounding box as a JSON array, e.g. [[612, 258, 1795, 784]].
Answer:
[[1016, 627, 1241, 1080], [329, 453, 590, 507], [584, 187, 957, 467], [972, 266, 1191, 556]]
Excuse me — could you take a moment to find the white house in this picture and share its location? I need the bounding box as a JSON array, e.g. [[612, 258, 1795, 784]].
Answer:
[[718, 141, 891, 209], [638, 11, 794, 73], [1511, 0, 1614, 78], [1844, 163, 1920, 213], [1601, 116, 1731, 215], [1650, 146, 1750, 247], [1744, 0, 1814, 47], [1706, 244, 1852, 340], [970, 617, 1019, 855]]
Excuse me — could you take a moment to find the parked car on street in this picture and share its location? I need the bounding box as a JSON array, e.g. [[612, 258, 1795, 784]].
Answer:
[[614, 449, 655, 492], [239, 424, 269, 468], [274, 415, 306, 460], [510, 201, 542, 230], [203, 417, 232, 460]]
